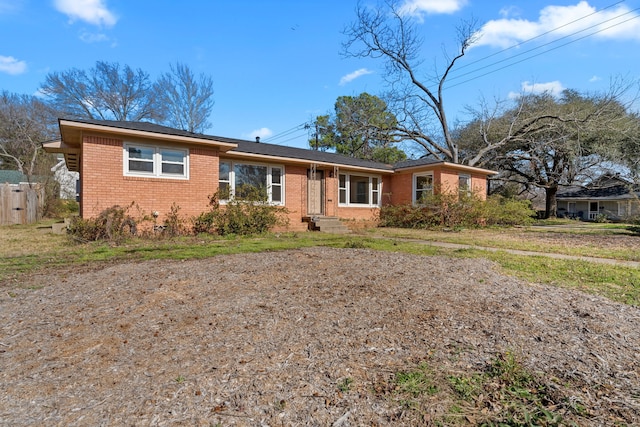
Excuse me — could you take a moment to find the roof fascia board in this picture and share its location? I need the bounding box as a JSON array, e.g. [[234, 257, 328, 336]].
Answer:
[[59, 119, 237, 151], [394, 161, 498, 175]]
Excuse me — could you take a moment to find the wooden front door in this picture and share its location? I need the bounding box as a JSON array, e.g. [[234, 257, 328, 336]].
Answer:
[[307, 169, 324, 215]]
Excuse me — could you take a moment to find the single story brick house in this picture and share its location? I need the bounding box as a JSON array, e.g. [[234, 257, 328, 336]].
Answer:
[[44, 118, 497, 231], [556, 174, 640, 221]]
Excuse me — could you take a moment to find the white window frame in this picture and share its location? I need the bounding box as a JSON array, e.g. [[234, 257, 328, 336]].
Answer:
[[413, 172, 434, 204], [337, 173, 382, 207], [458, 173, 471, 195], [123, 143, 189, 179], [218, 160, 285, 205]]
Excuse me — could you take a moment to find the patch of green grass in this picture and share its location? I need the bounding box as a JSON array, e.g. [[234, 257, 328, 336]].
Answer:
[[394, 362, 438, 398], [337, 377, 353, 392], [483, 251, 640, 306], [390, 353, 583, 426]]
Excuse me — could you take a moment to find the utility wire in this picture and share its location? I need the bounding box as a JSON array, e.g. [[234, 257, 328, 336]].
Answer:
[[448, 6, 640, 84], [262, 122, 308, 142], [446, 13, 640, 90], [455, 0, 626, 72]]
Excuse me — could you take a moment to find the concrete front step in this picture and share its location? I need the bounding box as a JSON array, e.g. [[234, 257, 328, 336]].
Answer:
[[304, 216, 351, 234]]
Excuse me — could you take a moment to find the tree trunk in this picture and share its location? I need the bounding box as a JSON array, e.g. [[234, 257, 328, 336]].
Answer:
[[545, 186, 558, 219]]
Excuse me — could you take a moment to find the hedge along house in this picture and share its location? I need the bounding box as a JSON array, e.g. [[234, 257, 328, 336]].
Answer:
[[43, 118, 497, 231]]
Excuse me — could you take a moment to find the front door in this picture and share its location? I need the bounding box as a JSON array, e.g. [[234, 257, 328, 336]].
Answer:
[[589, 201, 599, 220], [307, 169, 324, 215]]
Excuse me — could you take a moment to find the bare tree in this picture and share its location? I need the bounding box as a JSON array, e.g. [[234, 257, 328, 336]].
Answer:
[[343, 0, 478, 164], [154, 62, 215, 133], [460, 82, 640, 217], [0, 91, 58, 180], [40, 61, 158, 122]]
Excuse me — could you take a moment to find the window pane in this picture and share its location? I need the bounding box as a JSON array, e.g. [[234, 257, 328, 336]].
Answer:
[[350, 175, 369, 204], [339, 189, 346, 204], [339, 174, 346, 188], [219, 161, 230, 180], [161, 149, 184, 163], [272, 168, 281, 184], [235, 164, 267, 199], [271, 185, 282, 202], [372, 191, 379, 205], [162, 163, 184, 175], [129, 160, 154, 172], [129, 146, 153, 160], [459, 175, 470, 193], [415, 174, 433, 202]]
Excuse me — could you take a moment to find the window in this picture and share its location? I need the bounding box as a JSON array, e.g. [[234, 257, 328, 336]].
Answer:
[[337, 173, 381, 207], [458, 174, 471, 195], [413, 173, 433, 203], [218, 160, 284, 205], [124, 144, 188, 179]]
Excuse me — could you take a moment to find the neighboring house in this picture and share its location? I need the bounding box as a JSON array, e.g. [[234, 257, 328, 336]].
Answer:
[[556, 174, 640, 221], [0, 170, 35, 185], [43, 118, 497, 230], [51, 156, 80, 200]]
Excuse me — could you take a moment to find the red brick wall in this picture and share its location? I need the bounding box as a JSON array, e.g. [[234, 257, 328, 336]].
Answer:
[[81, 134, 218, 222], [389, 167, 489, 205]]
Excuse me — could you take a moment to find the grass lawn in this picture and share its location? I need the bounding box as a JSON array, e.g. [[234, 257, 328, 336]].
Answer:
[[1, 220, 639, 306]]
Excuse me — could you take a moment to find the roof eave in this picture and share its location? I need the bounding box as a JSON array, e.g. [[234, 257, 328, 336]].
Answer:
[[223, 151, 395, 173], [58, 119, 238, 152], [393, 160, 498, 175]]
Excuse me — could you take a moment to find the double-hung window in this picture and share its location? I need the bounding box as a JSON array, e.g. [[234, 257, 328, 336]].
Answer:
[[338, 173, 381, 207], [413, 172, 433, 204], [218, 160, 284, 205], [124, 144, 188, 179], [458, 174, 471, 195]]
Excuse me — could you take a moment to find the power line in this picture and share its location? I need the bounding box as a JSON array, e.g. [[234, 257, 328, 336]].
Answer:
[[262, 122, 309, 142], [446, 13, 640, 91], [455, 0, 626, 72], [447, 6, 640, 86]]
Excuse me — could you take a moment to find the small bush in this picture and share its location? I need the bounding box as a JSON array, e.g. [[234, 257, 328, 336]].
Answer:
[[193, 188, 289, 236], [67, 203, 137, 243], [163, 203, 186, 237]]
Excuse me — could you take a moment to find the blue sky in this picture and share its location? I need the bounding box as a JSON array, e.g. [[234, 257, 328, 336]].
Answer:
[[1, 0, 639, 153]]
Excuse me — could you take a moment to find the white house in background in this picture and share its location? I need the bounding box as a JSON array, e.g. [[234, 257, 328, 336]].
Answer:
[[51, 156, 79, 200], [556, 174, 640, 221]]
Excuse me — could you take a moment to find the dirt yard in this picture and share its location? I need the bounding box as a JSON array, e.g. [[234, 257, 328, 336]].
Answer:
[[1, 247, 639, 426]]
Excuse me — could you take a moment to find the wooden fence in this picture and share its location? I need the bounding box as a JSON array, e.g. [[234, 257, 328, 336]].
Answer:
[[0, 183, 45, 225]]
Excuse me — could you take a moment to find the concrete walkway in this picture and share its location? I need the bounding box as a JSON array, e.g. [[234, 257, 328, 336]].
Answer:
[[392, 238, 640, 269]]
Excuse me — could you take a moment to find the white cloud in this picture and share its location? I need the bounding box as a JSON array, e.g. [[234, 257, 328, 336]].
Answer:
[[399, 0, 466, 19], [339, 68, 373, 86], [508, 80, 565, 99], [80, 31, 109, 43], [0, 55, 27, 75], [476, 1, 640, 48], [243, 128, 273, 140], [54, 0, 117, 27], [589, 75, 601, 83]]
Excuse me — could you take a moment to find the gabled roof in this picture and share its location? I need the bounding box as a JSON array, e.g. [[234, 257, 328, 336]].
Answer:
[[45, 118, 497, 176], [557, 174, 640, 200], [232, 140, 394, 171], [557, 183, 640, 200]]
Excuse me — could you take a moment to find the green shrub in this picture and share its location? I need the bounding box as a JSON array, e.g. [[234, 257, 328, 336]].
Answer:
[[67, 203, 137, 242], [193, 187, 289, 236], [163, 202, 186, 237], [379, 194, 535, 229]]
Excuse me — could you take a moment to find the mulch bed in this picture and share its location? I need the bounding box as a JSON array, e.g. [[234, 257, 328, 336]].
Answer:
[[1, 247, 638, 425]]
